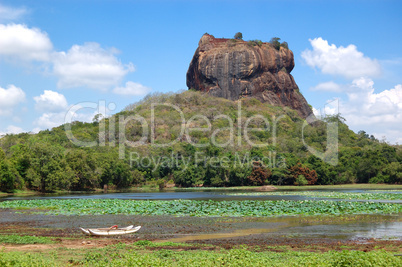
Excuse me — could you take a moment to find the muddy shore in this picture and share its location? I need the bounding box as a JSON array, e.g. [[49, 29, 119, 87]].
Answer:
[[1, 209, 401, 253]]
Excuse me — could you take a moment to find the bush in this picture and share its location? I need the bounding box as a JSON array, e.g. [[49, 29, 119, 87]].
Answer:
[[270, 168, 291, 185], [132, 169, 145, 185], [246, 162, 271, 186], [289, 162, 318, 185], [173, 165, 205, 187], [227, 39, 237, 47], [295, 175, 308, 186], [228, 166, 252, 186], [247, 40, 263, 47], [157, 179, 165, 190], [0, 161, 15, 192], [270, 37, 281, 50], [234, 32, 243, 40], [280, 41, 289, 49]]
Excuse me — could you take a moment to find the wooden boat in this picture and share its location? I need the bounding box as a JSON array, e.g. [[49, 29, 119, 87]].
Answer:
[[80, 225, 141, 236]]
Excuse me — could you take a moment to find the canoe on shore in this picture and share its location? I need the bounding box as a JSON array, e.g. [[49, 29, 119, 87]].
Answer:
[[80, 225, 141, 236]]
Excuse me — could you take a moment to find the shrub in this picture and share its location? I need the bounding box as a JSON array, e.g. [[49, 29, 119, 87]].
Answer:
[[295, 175, 308, 186], [280, 41, 289, 49], [227, 39, 237, 47], [234, 32, 243, 40], [156, 179, 165, 190], [270, 37, 281, 50], [0, 161, 16, 192], [247, 40, 263, 47], [246, 162, 271, 186], [289, 162, 318, 185]]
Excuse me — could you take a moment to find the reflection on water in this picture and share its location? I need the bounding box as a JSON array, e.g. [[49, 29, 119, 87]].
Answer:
[[157, 215, 402, 242], [157, 228, 281, 243], [277, 217, 402, 241]]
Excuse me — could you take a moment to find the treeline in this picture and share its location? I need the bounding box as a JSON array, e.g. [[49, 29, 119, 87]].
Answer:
[[0, 91, 401, 192], [0, 141, 141, 193], [0, 139, 400, 193]]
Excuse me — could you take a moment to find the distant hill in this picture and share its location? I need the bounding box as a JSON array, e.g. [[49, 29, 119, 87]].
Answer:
[[0, 91, 401, 192]]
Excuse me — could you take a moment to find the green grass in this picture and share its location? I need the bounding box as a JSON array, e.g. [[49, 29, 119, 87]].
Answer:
[[0, 234, 54, 245], [0, 247, 401, 266], [225, 191, 402, 200], [0, 189, 39, 197], [273, 184, 402, 190], [0, 199, 400, 217], [161, 184, 402, 191]]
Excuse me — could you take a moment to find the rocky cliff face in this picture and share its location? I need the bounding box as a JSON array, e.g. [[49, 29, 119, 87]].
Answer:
[[186, 34, 313, 119]]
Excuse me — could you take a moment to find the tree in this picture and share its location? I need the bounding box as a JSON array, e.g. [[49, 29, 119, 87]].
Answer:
[[173, 165, 205, 187], [307, 155, 336, 185], [99, 155, 133, 189], [203, 165, 229, 187], [289, 162, 318, 185], [0, 159, 20, 192], [0, 148, 5, 160], [25, 142, 72, 192], [234, 32, 243, 40], [228, 165, 252, 186], [280, 41, 289, 49], [295, 175, 308, 186], [246, 162, 271, 186], [270, 168, 291, 185], [66, 150, 99, 190], [377, 162, 402, 184], [270, 37, 281, 50], [92, 113, 103, 123]]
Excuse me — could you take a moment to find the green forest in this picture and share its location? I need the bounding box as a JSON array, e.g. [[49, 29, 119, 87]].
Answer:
[[0, 91, 401, 193]]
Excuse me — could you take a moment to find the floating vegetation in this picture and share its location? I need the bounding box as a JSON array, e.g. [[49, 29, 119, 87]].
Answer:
[[0, 199, 400, 217], [225, 191, 402, 201]]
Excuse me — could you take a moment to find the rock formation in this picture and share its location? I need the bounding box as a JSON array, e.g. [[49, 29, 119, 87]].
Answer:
[[186, 34, 313, 119]]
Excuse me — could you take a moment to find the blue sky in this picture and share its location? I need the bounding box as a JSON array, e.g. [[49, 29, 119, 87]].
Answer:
[[0, 0, 401, 143]]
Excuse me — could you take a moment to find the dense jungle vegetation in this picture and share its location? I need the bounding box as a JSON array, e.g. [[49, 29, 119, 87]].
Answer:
[[0, 91, 401, 192]]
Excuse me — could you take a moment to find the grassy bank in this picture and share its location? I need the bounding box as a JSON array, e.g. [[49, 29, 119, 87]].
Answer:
[[1, 184, 401, 198], [0, 235, 54, 245], [225, 190, 402, 200], [273, 184, 402, 190], [149, 184, 402, 191], [0, 243, 401, 266]]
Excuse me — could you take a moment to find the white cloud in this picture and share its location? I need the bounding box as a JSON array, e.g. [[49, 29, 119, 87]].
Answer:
[[113, 81, 151, 96], [0, 84, 26, 116], [311, 81, 342, 92], [52, 42, 134, 90], [34, 101, 113, 131], [0, 4, 28, 21], [345, 78, 401, 118], [34, 90, 68, 112], [312, 107, 320, 117], [0, 24, 143, 93], [302, 37, 381, 79], [314, 78, 402, 144], [34, 112, 67, 129], [0, 125, 24, 136], [0, 24, 52, 61], [5, 125, 24, 134]]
